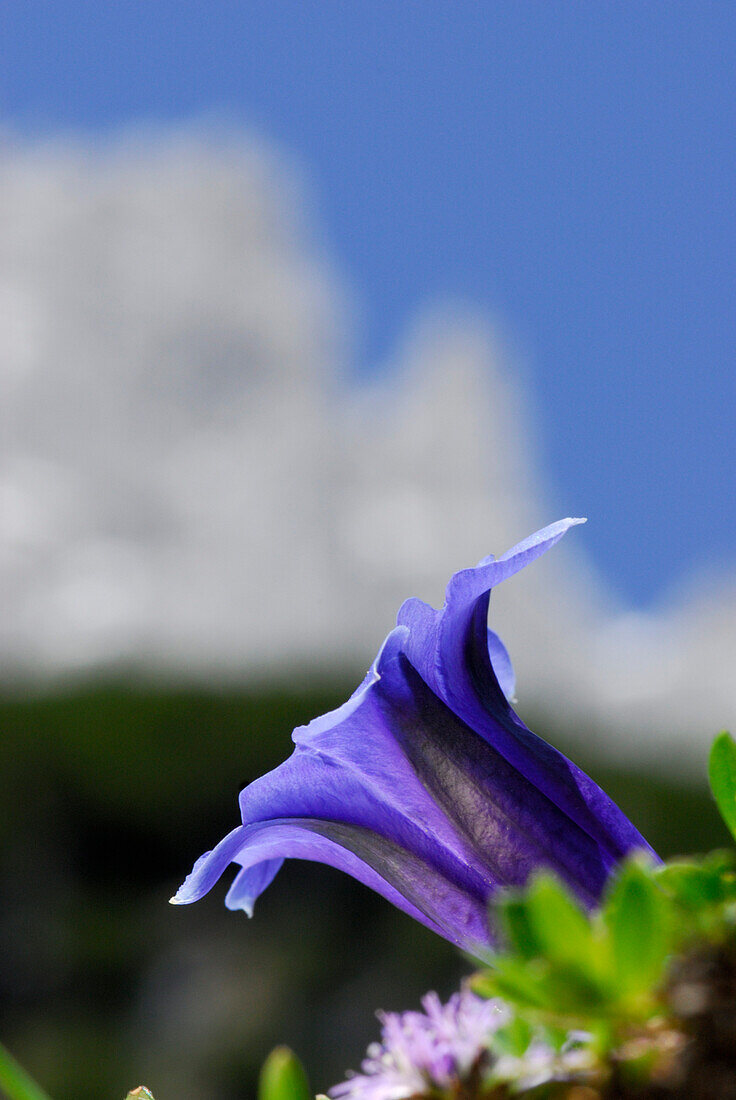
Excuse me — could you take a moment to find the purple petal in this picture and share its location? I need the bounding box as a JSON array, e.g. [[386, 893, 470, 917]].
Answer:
[[173, 615, 637, 946], [173, 519, 657, 951], [225, 858, 283, 915], [398, 519, 656, 865], [173, 629, 495, 948], [371, 647, 619, 907], [487, 629, 515, 700], [177, 817, 490, 949], [172, 825, 252, 904], [397, 519, 584, 706]]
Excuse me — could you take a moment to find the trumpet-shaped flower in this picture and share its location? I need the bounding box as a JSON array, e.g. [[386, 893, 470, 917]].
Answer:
[[172, 519, 656, 951]]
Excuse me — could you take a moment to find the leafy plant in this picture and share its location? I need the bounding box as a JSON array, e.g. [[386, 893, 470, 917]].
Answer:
[[465, 732, 736, 1096]]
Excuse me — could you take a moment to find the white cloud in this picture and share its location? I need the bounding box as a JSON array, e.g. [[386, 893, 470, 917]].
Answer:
[[0, 126, 732, 770]]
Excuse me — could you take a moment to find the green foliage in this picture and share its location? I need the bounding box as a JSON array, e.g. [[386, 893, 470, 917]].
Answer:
[[469, 734, 736, 1095], [257, 1047, 312, 1100], [654, 848, 736, 946], [474, 854, 677, 1032], [473, 732, 736, 1048], [491, 1015, 534, 1059], [523, 874, 597, 972], [605, 858, 671, 996], [480, 848, 736, 1028], [709, 730, 736, 843]]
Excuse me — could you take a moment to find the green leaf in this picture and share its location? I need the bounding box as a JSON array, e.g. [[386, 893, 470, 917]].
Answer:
[[0, 1042, 53, 1100], [490, 956, 609, 1020], [709, 732, 736, 843], [536, 963, 610, 1015], [604, 859, 670, 995], [492, 1016, 534, 1057], [496, 896, 543, 959], [656, 860, 724, 908], [258, 1047, 312, 1100], [702, 847, 736, 875], [702, 849, 736, 900], [524, 874, 596, 971], [475, 959, 553, 1010]]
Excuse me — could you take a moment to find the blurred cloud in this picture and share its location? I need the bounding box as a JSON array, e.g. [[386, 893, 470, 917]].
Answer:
[[0, 126, 732, 769]]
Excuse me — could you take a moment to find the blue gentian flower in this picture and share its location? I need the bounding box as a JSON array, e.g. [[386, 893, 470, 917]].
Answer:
[[172, 519, 656, 952]]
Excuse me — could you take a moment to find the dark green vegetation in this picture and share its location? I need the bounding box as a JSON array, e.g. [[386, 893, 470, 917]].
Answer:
[[0, 683, 727, 1100]]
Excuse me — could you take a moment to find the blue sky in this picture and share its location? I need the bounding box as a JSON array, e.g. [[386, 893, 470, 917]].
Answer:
[[2, 1, 734, 606]]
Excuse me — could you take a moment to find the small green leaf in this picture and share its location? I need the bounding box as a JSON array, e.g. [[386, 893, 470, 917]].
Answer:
[[496, 896, 543, 959], [524, 874, 596, 970], [258, 1047, 311, 1100], [656, 860, 723, 907], [702, 847, 736, 875], [480, 958, 555, 1011], [492, 1016, 534, 1057], [709, 732, 736, 842], [0, 1041, 53, 1100], [703, 850, 736, 900], [535, 963, 610, 1015], [604, 859, 670, 995], [492, 956, 608, 1019]]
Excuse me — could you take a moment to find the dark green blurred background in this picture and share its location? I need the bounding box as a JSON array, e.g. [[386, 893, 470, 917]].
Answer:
[[0, 681, 726, 1100]]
